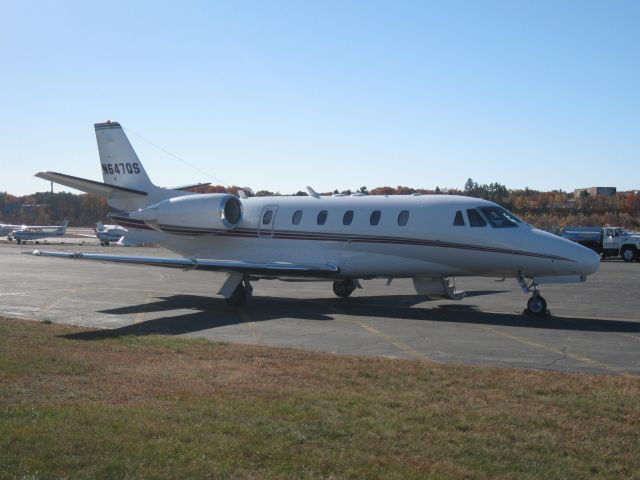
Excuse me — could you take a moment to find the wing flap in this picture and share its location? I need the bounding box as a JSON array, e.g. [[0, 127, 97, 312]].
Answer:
[[24, 250, 340, 276]]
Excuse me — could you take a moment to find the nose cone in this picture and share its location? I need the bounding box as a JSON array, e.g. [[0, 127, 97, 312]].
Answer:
[[571, 242, 601, 276], [529, 229, 600, 277]]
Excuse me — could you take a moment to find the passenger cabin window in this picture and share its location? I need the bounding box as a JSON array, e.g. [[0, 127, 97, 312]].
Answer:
[[397, 210, 409, 226], [343, 210, 354, 225], [478, 207, 520, 228], [262, 210, 273, 225], [317, 210, 328, 225], [370, 210, 381, 226], [453, 211, 465, 226], [292, 210, 302, 225], [467, 209, 487, 227]]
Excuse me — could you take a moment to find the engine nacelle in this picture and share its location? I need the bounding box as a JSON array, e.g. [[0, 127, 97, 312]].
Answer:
[[130, 193, 243, 232]]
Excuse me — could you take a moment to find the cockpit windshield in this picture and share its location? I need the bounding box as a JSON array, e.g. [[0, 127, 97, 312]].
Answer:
[[478, 207, 522, 228]]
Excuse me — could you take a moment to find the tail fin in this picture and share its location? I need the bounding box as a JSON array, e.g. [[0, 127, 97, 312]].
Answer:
[[95, 122, 156, 192], [58, 219, 69, 234], [36, 121, 194, 213]]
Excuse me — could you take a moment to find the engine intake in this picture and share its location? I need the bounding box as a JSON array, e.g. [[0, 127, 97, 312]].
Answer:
[[130, 193, 243, 232]]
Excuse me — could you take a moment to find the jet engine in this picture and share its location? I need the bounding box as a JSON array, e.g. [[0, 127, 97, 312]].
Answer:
[[129, 193, 243, 232]]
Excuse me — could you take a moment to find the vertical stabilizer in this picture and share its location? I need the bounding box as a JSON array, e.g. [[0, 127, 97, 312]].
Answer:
[[95, 122, 155, 192]]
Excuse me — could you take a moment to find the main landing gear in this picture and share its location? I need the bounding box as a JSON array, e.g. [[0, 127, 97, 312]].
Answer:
[[332, 279, 361, 298], [518, 275, 549, 316], [226, 279, 253, 306]]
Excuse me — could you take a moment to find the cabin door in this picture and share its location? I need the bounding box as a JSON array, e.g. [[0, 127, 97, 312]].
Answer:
[[258, 205, 278, 238]]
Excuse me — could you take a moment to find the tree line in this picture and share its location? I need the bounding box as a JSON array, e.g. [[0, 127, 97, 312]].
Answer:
[[2, 179, 639, 232]]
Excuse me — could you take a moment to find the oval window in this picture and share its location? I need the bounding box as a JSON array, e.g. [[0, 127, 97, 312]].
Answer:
[[317, 210, 328, 225], [292, 210, 303, 225], [370, 210, 381, 226], [397, 210, 409, 226], [343, 210, 354, 225], [262, 210, 273, 225]]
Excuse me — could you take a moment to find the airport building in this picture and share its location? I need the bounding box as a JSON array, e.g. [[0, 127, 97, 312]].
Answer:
[[573, 186, 617, 197]]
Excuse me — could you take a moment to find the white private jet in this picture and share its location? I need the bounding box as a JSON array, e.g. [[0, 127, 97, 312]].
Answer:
[[10, 220, 69, 244], [32, 121, 600, 315]]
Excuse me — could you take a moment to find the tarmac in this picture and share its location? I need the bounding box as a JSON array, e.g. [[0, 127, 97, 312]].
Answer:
[[1, 239, 639, 375]]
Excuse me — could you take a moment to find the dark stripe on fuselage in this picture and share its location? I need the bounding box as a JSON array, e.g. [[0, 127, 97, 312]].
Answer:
[[134, 223, 574, 263]]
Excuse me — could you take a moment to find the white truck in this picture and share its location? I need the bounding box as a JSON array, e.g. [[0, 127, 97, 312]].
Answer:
[[560, 226, 640, 262]]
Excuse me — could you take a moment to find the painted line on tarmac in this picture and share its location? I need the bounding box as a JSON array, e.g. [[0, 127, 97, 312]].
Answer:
[[478, 325, 630, 376], [344, 314, 432, 361], [39, 289, 77, 316], [238, 307, 264, 345], [134, 294, 153, 324]]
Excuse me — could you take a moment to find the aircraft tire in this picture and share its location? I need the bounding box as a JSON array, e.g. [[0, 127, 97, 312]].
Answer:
[[333, 280, 356, 298], [226, 281, 253, 306], [526, 295, 547, 315]]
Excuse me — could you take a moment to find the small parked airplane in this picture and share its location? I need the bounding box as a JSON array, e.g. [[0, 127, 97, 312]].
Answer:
[[32, 121, 600, 314], [10, 220, 69, 244], [1, 223, 24, 237], [81, 221, 163, 246], [79, 221, 126, 246]]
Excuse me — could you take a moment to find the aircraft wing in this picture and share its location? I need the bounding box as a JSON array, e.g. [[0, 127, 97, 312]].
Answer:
[[35, 172, 147, 197], [24, 250, 340, 277]]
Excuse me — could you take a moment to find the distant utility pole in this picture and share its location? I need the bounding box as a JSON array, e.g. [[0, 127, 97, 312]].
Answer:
[[51, 182, 53, 194]]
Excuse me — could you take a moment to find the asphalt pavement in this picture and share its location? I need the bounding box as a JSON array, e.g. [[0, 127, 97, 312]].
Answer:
[[1, 240, 639, 375]]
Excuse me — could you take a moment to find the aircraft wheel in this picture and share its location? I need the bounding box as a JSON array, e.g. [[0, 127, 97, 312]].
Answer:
[[333, 280, 357, 298], [226, 281, 253, 306], [35, 241, 40, 245], [16, 239, 21, 245], [621, 246, 636, 263], [526, 295, 547, 315], [105, 241, 110, 246]]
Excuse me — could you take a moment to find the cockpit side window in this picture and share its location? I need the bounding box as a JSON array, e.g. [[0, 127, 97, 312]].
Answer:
[[467, 209, 487, 227], [478, 207, 521, 228], [453, 211, 465, 226]]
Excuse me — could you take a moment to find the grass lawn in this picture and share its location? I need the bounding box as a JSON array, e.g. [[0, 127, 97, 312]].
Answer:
[[1, 316, 639, 479]]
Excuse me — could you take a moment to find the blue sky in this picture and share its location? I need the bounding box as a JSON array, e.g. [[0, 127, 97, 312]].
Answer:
[[1, 0, 638, 195]]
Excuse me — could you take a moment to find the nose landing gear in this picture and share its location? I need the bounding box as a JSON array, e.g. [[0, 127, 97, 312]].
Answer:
[[518, 275, 550, 316], [526, 293, 548, 315]]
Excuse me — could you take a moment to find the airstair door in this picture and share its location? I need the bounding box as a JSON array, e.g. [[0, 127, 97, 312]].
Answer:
[[258, 205, 278, 238]]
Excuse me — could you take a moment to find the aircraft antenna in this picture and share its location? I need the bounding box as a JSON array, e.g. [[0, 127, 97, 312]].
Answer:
[[123, 126, 229, 187]]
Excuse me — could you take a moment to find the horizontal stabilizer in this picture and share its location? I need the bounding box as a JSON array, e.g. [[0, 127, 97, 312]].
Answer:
[[24, 250, 340, 277], [171, 182, 211, 191], [35, 172, 147, 197]]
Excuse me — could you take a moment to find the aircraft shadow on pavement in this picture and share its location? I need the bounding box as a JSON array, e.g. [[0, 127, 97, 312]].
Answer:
[[61, 290, 640, 341]]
